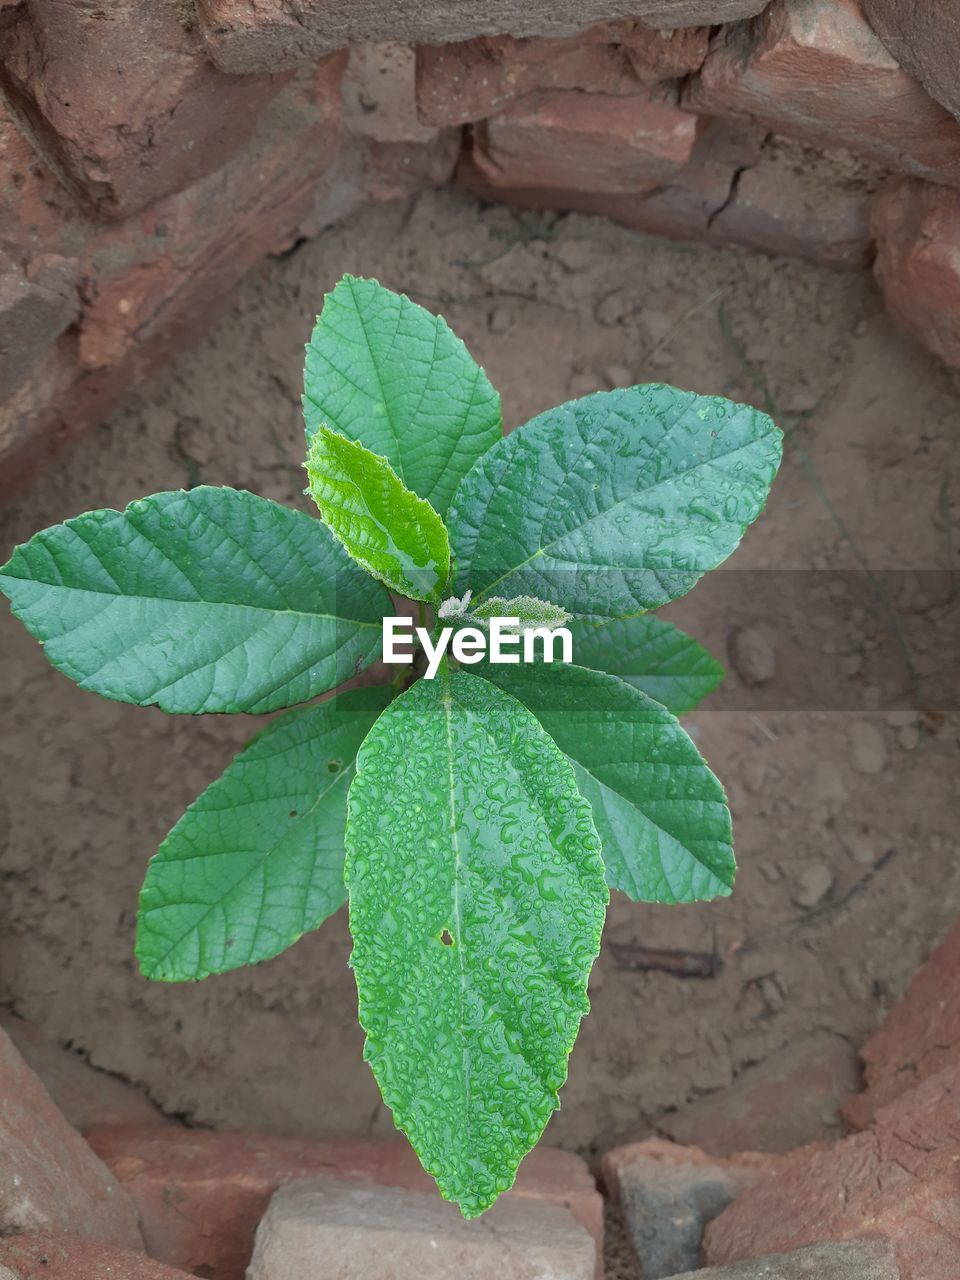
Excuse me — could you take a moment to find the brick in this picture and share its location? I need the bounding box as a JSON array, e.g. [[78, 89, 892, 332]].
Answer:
[[602, 1138, 781, 1279], [197, 0, 766, 74], [0, 1013, 166, 1135], [704, 1065, 960, 1280], [86, 1126, 602, 1280], [0, 249, 78, 401], [416, 25, 708, 129], [661, 1029, 863, 1154], [248, 1179, 595, 1280], [870, 177, 960, 371], [0, 0, 290, 219], [0, 1233, 193, 1280], [344, 43, 439, 144], [843, 919, 960, 1129], [863, 0, 960, 122], [686, 0, 960, 189], [665, 1238, 901, 1278], [473, 88, 698, 196], [0, 1025, 142, 1249]]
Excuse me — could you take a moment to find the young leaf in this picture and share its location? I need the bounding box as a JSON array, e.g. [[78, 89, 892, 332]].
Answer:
[[481, 662, 734, 904], [345, 670, 607, 1218], [137, 686, 393, 982], [568, 615, 724, 716], [0, 487, 389, 714], [305, 424, 450, 603], [470, 595, 571, 632], [447, 385, 782, 619], [303, 275, 502, 517]]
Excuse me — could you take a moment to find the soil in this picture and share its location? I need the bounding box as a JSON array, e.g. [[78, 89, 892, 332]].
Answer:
[[1, 190, 958, 1199]]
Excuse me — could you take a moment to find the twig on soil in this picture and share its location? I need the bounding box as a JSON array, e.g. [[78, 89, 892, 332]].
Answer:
[[609, 940, 723, 979]]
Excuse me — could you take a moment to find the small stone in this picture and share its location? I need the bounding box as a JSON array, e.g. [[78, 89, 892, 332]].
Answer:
[[728, 625, 777, 686], [666, 1238, 900, 1278], [247, 1179, 596, 1280], [898, 725, 920, 750], [488, 304, 513, 334], [848, 720, 887, 774], [603, 363, 634, 388], [792, 860, 833, 909], [594, 289, 634, 327]]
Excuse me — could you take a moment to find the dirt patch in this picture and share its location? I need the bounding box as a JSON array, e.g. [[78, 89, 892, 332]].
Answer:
[[0, 191, 957, 1172]]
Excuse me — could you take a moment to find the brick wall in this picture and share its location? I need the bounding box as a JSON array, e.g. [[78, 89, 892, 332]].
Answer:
[[2, 0, 958, 490]]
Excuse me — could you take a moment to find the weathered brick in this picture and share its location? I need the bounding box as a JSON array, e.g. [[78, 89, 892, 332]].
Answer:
[[704, 1065, 960, 1280], [247, 1179, 595, 1280], [0, 1025, 142, 1249], [416, 24, 708, 128], [0, 0, 290, 219], [344, 43, 439, 144], [0, 1233, 194, 1280], [86, 1126, 602, 1280], [0, 249, 79, 401], [0, 1013, 167, 1135], [666, 1239, 901, 1279], [686, 0, 960, 189], [870, 177, 960, 371], [473, 88, 698, 196], [602, 1138, 782, 1279], [863, 0, 960, 122], [844, 918, 960, 1129], [197, 0, 766, 74]]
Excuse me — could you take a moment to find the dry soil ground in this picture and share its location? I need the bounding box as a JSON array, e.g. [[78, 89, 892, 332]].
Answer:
[[0, 191, 957, 1195]]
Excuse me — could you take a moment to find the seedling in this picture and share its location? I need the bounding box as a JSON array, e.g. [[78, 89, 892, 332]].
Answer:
[[0, 276, 782, 1217]]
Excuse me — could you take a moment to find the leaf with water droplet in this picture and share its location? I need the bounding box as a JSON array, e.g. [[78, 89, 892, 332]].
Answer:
[[481, 662, 734, 904], [345, 670, 607, 1217], [303, 275, 502, 517], [447, 385, 782, 618], [0, 487, 389, 713], [306, 424, 451, 602], [568, 614, 724, 715], [137, 686, 393, 981], [469, 594, 570, 632]]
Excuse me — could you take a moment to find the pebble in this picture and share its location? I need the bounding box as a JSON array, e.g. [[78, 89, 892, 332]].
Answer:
[[603, 363, 634, 389], [792, 860, 834, 909], [728, 625, 777, 686], [487, 304, 512, 334], [848, 720, 887, 774], [898, 725, 920, 750]]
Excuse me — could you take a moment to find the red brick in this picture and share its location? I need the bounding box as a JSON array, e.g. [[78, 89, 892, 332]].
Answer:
[[416, 24, 708, 129], [0, 1, 290, 219], [704, 1065, 960, 1280], [344, 43, 440, 144], [662, 1029, 864, 1154], [686, 0, 960, 189], [473, 88, 698, 197], [0, 1025, 142, 1249], [197, 0, 764, 74], [0, 1233, 192, 1280], [870, 176, 960, 371], [602, 1138, 783, 1277], [844, 919, 960, 1129], [863, 0, 960, 122], [0, 1013, 167, 1135], [86, 1127, 602, 1280]]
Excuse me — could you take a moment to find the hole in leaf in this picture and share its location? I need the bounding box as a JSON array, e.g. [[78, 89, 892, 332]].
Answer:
[[440, 930, 454, 947], [327, 759, 341, 773], [288, 809, 298, 818]]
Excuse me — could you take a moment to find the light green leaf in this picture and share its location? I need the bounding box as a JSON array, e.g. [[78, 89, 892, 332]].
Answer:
[[303, 274, 502, 517], [305, 424, 450, 603], [447, 385, 782, 619], [346, 670, 607, 1217], [137, 686, 393, 982], [569, 615, 724, 715], [470, 595, 571, 632], [481, 662, 734, 904], [0, 487, 389, 714]]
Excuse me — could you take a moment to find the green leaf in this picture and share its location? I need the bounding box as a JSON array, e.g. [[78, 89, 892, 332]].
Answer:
[[137, 686, 393, 982], [0, 487, 389, 714], [447, 385, 782, 619], [481, 662, 734, 904], [569, 615, 724, 716], [303, 275, 502, 517], [305, 424, 450, 603], [470, 595, 571, 632], [346, 670, 607, 1217]]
